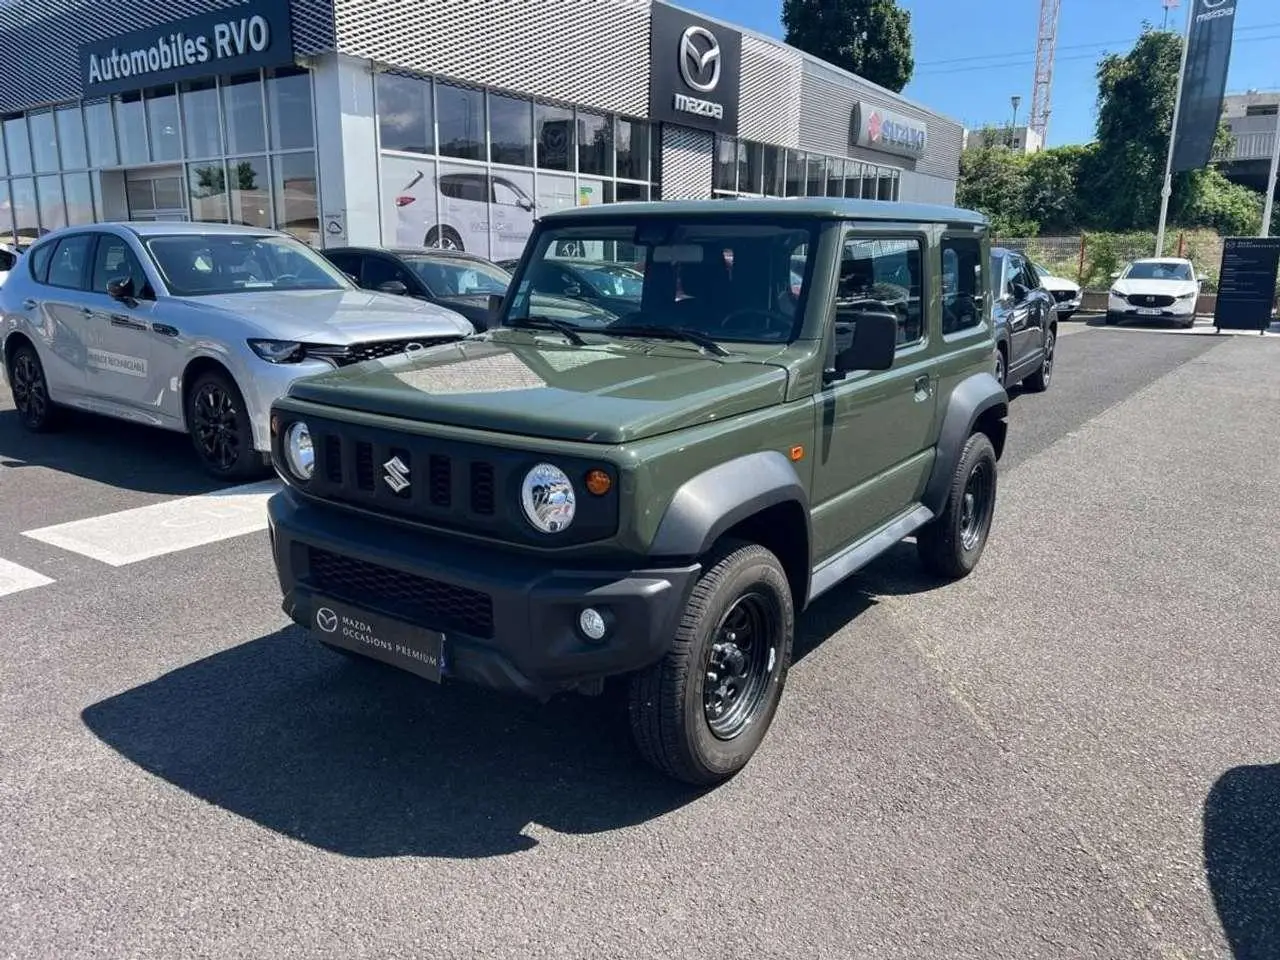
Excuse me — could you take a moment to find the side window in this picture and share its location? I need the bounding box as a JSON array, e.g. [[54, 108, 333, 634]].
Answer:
[[1023, 260, 1041, 289], [837, 235, 924, 349], [325, 252, 362, 281], [27, 242, 55, 284], [362, 256, 414, 291], [91, 236, 149, 296], [46, 235, 95, 290], [1007, 256, 1030, 296], [940, 235, 983, 334], [0, 249, 15, 271]]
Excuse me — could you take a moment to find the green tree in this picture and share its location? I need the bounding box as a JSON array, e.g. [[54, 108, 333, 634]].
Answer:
[[956, 142, 1036, 236], [781, 0, 914, 93], [1023, 144, 1093, 234]]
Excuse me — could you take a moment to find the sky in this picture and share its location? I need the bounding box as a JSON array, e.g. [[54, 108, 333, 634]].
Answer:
[[686, 0, 1280, 148]]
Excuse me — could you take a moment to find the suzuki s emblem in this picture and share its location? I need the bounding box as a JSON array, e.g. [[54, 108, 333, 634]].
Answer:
[[383, 455, 411, 493], [316, 607, 338, 633], [679, 26, 722, 94]]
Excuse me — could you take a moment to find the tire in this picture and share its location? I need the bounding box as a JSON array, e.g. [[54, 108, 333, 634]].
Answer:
[[1023, 325, 1055, 392], [1179, 317, 1195, 330], [425, 225, 464, 252], [628, 541, 794, 787], [6, 341, 60, 432], [1059, 310, 1075, 321], [917, 432, 998, 580], [1105, 312, 1120, 326], [184, 368, 266, 482], [993, 343, 1007, 388]]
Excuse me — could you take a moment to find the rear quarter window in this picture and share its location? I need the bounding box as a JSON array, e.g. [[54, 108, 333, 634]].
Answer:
[[27, 242, 54, 283]]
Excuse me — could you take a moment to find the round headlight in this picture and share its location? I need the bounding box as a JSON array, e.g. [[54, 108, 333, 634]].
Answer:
[[283, 420, 314, 480], [521, 462, 576, 533]]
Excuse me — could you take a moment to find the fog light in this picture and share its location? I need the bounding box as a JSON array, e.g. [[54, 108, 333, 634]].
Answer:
[[579, 607, 608, 642]]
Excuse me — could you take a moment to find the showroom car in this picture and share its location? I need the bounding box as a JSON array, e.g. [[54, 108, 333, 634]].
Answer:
[[1031, 260, 1082, 319], [323, 246, 511, 331], [0, 222, 474, 479], [1107, 257, 1202, 328], [391, 168, 538, 262]]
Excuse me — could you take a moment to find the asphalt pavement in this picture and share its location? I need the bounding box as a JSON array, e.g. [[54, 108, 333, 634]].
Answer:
[[1, 321, 1276, 959]]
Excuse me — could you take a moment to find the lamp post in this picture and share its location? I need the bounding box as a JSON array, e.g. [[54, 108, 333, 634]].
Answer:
[[1010, 95, 1022, 149]]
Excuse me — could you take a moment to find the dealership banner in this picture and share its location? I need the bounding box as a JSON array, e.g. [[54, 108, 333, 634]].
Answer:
[[1171, 0, 1239, 173]]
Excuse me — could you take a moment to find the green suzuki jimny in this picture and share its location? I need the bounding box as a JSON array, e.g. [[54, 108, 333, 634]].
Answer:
[[265, 198, 1008, 786]]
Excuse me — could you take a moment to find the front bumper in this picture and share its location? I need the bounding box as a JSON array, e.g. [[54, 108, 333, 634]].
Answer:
[[267, 488, 700, 699], [239, 357, 335, 453], [1108, 295, 1196, 319]]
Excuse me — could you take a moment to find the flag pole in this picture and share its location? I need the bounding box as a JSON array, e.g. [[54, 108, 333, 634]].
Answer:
[[1155, 0, 1194, 257]]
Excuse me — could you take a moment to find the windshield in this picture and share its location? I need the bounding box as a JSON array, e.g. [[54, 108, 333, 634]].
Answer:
[[506, 218, 818, 344], [1123, 261, 1194, 282], [405, 256, 510, 297], [144, 234, 352, 296]]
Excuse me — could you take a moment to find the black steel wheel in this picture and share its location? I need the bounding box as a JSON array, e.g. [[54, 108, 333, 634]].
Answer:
[[1023, 325, 1055, 392], [185, 369, 264, 481], [917, 431, 999, 580], [8, 342, 59, 432], [629, 540, 794, 786]]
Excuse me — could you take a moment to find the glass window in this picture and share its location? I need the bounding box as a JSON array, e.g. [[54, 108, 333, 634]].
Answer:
[[325, 251, 361, 279], [784, 150, 804, 197], [115, 93, 148, 165], [402, 254, 510, 296], [361, 255, 414, 290], [143, 233, 350, 295], [145, 86, 182, 163], [509, 218, 817, 342], [877, 172, 894, 201], [36, 175, 66, 231], [55, 106, 87, 170], [379, 153, 438, 248], [826, 159, 844, 198], [941, 235, 983, 334], [26, 111, 58, 174], [182, 80, 223, 159], [91, 234, 148, 295], [11, 178, 38, 243], [761, 145, 782, 196], [839, 235, 924, 347], [0, 180, 12, 241], [376, 72, 434, 155], [84, 101, 118, 168], [436, 84, 484, 161], [738, 141, 762, 195], [616, 118, 649, 181], [227, 156, 270, 227], [27, 240, 53, 281], [615, 181, 648, 202], [844, 161, 862, 199], [0, 245, 13, 272], [4, 116, 32, 175], [46, 233, 94, 289], [267, 66, 314, 151], [153, 176, 185, 211], [488, 93, 532, 167], [861, 166, 878, 199], [577, 110, 611, 176], [806, 156, 826, 198], [63, 173, 93, 225], [713, 136, 736, 192], [0, 122, 7, 176], [535, 103, 574, 171], [273, 151, 318, 244], [222, 73, 266, 155], [188, 162, 229, 223], [126, 179, 153, 212]]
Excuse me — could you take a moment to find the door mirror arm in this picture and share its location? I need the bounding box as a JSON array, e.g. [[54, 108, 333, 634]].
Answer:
[[825, 310, 897, 383], [106, 275, 139, 307]]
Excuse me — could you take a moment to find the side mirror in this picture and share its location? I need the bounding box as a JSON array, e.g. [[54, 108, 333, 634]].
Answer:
[[1109, 271, 1122, 280], [563, 282, 582, 298], [831, 310, 897, 377], [486, 293, 505, 322], [106, 276, 136, 303], [1011, 281, 1029, 302], [377, 279, 409, 295]]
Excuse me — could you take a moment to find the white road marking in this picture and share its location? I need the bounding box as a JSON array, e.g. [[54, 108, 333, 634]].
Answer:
[[22, 480, 281, 567], [0, 558, 55, 597]]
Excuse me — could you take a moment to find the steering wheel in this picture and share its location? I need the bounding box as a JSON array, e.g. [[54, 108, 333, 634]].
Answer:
[[718, 308, 793, 337]]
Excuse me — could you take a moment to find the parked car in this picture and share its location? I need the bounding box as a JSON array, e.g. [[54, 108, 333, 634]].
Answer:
[[989, 246, 1056, 391], [323, 246, 511, 331], [524, 257, 645, 317], [1031, 260, 1082, 319], [0, 243, 17, 287], [0, 222, 474, 479], [264, 196, 1010, 786], [1107, 257, 1200, 329]]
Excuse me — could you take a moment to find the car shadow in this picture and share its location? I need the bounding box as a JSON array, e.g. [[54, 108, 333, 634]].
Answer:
[[1204, 763, 1280, 958], [1084, 316, 1215, 335], [81, 585, 879, 859], [0, 404, 239, 496]]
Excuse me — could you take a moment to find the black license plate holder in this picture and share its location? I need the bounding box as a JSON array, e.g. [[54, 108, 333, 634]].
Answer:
[[311, 596, 443, 683]]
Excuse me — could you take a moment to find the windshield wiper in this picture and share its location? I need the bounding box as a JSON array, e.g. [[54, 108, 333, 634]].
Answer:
[[600, 324, 730, 357], [506, 315, 586, 346]]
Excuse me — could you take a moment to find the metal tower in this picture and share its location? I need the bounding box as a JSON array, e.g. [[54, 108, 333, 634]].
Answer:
[[1029, 0, 1062, 144]]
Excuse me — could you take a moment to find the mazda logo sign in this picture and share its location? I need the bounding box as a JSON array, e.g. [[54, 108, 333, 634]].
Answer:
[[679, 25, 721, 94], [315, 607, 338, 633]]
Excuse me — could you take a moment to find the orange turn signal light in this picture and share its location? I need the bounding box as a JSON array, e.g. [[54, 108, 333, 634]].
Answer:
[[585, 469, 612, 496], [789, 445, 805, 462]]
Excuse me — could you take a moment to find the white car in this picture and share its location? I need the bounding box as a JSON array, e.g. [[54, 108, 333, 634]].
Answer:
[[393, 168, 537, 262], [1107, 257, 1201, 329], [1031, 260, 1081, 319], [0, 243, 17, 288]]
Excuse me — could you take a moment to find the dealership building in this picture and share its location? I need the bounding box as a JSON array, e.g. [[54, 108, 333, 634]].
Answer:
[[0, 0, 964, 261]]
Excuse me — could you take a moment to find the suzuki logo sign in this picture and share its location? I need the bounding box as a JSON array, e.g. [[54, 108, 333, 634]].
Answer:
[[850, 102, 929, 159]]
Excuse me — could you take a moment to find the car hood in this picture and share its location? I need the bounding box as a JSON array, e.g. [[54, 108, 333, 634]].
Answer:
[[1112, 278, 1198, 298], [285, 331, 789, 444], [185, 289, 474, 342], [1039, 274, 1079, 293]]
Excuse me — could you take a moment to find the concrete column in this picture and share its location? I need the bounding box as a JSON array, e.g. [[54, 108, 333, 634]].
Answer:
[[310, 52, 381, 247]]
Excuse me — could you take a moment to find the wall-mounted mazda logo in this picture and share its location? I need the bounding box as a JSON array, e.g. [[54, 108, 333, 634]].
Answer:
[[316, 607, 338, 633], [679, 25, 721, 94]]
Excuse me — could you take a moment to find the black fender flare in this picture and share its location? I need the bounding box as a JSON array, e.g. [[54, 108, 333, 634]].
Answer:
[[921, 372, 1008, 516], [649, 450, 811, 560]]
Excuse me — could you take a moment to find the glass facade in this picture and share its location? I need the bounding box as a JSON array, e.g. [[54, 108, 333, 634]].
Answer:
[[0, 66, 318, 247], [375, 69, 657, 261], [713, 133, 901, 202]]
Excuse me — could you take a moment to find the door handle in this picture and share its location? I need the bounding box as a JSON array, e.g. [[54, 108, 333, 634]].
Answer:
[[913, 375, 933, 401], [82, 307, 93, 316], [110, 314, 147, 330], [22, 299, 38, 310], [151, 323, 179, 337]]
